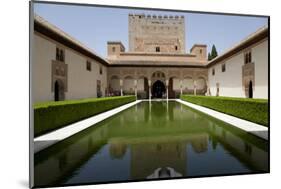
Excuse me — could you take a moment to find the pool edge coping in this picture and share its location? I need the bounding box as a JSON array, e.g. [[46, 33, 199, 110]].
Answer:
[[176, 99, 268, 140]]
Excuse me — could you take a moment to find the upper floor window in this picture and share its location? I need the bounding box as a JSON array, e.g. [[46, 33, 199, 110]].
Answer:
[[244, 50, 252, 64], [222, 63, 226, 72], [156, 47, 160, 52], [112, 47, 116, 52], [212, 68, 215, 76], [86, 60, 91, 71], [175, 46, 178, 51], [100, 65, 103, 75], [200, 49, 202, 54], [56, 47, 64, 62]]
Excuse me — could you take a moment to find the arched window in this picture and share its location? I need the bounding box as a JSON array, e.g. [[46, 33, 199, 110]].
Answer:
[[60, 49, 64, 62]]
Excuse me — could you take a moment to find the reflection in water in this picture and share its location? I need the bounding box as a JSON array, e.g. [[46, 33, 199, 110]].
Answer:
[[34, 101, 268, 187], [147, 167, 182, 179], [109, 141, 127, 159]]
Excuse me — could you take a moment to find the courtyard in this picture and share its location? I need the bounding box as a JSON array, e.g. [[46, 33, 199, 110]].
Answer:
[[31, 2, 269, 188]]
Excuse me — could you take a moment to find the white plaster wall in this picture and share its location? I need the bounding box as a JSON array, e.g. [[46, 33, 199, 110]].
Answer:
[[32, 34, 55, 103], [182, 78, 193, 90], [66, 52, 94, 100], [252, 40, 268, 99], [66, 52, 107, 100], [33, 33, 108, 103], [208, 53, 244, 97], [208, 40, 268, 99]]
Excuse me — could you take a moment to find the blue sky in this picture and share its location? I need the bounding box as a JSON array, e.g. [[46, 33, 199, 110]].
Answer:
[[34, 3, 268, 58]]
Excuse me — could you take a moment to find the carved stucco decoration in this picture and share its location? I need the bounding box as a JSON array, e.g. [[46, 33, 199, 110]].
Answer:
[[122, 68, 135, 76], [168, 69, 181, 78], [51, 60, 68, 92]]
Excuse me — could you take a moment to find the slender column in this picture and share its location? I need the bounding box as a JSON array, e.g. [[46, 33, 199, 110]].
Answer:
[[180, 79, 183, 96], [193, 80, 197, 96], [166, 101, 169, 120], [120, 79, 123, 96], [134, 79, 137, 98], [166, 79, 169, 101], [148, 80, 151, 101]]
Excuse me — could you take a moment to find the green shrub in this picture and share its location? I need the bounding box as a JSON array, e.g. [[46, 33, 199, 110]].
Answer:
[[180, 95, 268, 126], [34, 96, 136, 137]]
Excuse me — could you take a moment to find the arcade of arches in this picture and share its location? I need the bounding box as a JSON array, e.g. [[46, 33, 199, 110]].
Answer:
[[108, 68, 208, 99]]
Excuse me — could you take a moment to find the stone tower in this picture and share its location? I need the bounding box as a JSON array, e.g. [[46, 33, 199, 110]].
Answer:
[[128, 14, 186, 54]]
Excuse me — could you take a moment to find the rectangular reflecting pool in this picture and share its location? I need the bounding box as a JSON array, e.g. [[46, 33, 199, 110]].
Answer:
[[34, 101, 268, 187]]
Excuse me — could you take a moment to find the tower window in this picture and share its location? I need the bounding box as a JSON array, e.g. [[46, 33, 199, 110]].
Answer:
[[100, 65, 103, 75], [244, 50, 252, 64], [200, 49, 202, 54], [56, 47, 64, 62], [112, 47, 116, 52], [156, 47, 160, 52], [212, 68, 215, 76], [60, 49, 64, 62], [175, 46, 178, 50], [86, 60, 91, 71], [56, 48, 60, 60], [222, 63, 226, 72]]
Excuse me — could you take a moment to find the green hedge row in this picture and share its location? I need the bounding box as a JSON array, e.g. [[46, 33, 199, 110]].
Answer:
[[34, 96, 136, 137], [180, 95, 268, 126]]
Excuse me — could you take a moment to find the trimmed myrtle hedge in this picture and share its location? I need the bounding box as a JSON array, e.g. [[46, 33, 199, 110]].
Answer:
[[34, 96, 136, 137], [180, 95, 268, 126]]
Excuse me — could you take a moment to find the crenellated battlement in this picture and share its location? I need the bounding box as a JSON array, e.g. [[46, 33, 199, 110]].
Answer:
[[129, 13, 184, 20]]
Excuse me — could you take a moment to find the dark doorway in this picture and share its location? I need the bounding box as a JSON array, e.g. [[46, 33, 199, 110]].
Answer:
[[249, 80, 253, 98], [152, 80, 166, 98], [54, 80, 64, 101], [54, 80, 59, 101]]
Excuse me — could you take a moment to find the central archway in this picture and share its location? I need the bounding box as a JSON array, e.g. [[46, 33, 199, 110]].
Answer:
[[152, 80, 166, 98]]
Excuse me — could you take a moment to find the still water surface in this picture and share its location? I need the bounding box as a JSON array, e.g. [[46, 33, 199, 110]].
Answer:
[[34, 101, 268, 187]]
